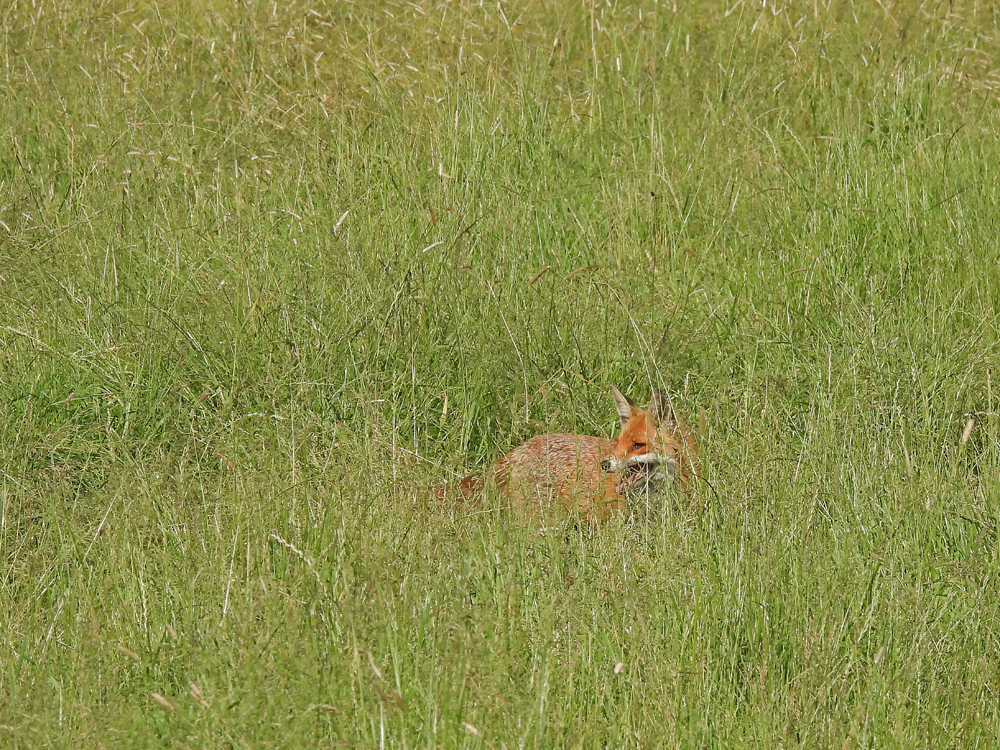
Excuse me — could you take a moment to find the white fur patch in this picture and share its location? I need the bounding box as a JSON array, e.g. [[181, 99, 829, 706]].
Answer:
[[605, 452, 681, 499]]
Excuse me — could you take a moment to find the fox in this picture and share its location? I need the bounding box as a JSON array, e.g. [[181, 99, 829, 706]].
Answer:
[[442, 386, 697, 520]]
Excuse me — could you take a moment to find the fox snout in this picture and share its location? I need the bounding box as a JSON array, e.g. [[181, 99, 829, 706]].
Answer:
[[603, 452, 671, 477], [600, 455, 624, 473]]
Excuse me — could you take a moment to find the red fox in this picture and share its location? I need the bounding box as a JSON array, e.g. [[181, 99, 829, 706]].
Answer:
[[442, 386, 697, 520]]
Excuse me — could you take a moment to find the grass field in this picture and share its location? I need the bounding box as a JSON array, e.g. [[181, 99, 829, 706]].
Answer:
[[3, 0, 1000, 746]]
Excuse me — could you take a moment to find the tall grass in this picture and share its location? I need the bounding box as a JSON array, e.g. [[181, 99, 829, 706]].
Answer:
[[2, 1, 1000, 746]]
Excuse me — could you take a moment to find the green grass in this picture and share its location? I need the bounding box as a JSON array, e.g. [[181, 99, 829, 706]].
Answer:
[[3, 0, 1000, 746]]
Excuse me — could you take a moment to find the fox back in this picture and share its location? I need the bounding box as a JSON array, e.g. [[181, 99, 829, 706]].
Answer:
[[492, 432, 622, 519], [448, 386, 696, 520]]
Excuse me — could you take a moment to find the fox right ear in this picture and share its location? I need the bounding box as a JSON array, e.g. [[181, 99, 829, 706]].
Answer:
[[648, 389, 678, 430], [610, 385, 636, 428]]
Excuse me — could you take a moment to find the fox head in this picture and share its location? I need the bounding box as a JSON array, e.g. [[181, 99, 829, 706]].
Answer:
[[600, 385, 691, 498]]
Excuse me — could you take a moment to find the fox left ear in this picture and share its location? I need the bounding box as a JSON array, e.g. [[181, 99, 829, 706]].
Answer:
[[649, 389, 678, 430], [610, 385, 637, 428]]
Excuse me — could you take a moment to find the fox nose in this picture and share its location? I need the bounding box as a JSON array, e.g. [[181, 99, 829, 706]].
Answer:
[[600, 457, 613, 472]]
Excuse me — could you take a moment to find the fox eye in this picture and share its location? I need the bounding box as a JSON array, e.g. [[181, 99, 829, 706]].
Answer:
[[631, 442, 646, 451]]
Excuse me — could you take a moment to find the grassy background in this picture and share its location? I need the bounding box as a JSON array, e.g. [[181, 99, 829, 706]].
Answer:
[[3, 0, 1000, 746]]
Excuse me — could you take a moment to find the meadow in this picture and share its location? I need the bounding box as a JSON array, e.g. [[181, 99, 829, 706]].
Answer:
[[3, 0, 1000, 746]]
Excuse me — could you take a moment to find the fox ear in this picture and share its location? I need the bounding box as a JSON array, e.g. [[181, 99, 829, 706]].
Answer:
[[648, 389, 678, 430], [610, 385, 636, 428]]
